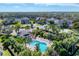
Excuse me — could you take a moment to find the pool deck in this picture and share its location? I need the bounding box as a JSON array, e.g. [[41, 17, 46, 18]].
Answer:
[[35, 37, 53, 47], [29, 34, 52, 46], [26, 44, 36, 51], [26, 36, 53, 52]]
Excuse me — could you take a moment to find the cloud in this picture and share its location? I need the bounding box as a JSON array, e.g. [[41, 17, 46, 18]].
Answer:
[[33, 3, 79, 7]]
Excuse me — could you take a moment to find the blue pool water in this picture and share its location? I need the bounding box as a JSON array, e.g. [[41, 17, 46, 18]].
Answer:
[[29, 40, 47, 53]]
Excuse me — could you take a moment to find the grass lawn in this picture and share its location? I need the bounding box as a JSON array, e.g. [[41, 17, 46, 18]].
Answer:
[[0, 38, 1, 42], [0, 20, 3, 23], [3, 50, 11, 56]]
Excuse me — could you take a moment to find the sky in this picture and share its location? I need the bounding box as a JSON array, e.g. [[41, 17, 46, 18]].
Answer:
[[0, 3, 79, 12]]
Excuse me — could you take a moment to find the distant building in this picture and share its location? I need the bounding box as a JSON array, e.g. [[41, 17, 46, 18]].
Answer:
[[18, 29, 27, 37], [18, 28, 32, 37], [46, 17, 73, 28], [11, 30, 17, 36], [67, 20, 73, 27], [46, 17, 56, 21], [33, 24, 45, 29], [15, 18, 21, 22], [38, 26, 45, 29], [46, 17, 60, 24], [36, 17, 46, 20], [36, 17, 40, 20], [3, 18, 15, 25], [21, 17, 30, 24]]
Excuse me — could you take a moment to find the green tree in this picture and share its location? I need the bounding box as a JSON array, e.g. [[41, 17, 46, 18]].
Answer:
[[14, 21, 22, 32], [72, 22, 79, 29], [19, 48, 31, 56], [61, 20, 69, 29]]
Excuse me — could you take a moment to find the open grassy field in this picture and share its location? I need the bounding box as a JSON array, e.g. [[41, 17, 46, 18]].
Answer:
[[3, 50, 11, 56]]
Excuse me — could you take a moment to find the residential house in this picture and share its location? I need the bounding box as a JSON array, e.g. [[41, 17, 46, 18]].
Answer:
[[21, 17, 30, 24]]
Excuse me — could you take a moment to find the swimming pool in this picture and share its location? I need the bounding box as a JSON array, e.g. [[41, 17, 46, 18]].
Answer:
[[29, 40, 47, 53]]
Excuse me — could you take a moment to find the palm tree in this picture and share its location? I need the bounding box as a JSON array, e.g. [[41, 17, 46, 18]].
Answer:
[[19, 48, 31, 56], [1, 35, 15, 56], [13, 45, 22, 55], [30, 18, 36, 28]]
